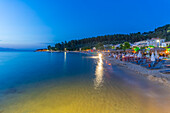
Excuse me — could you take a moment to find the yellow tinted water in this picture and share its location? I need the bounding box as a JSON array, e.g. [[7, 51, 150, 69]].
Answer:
[[0, 54, 170, 113], [0, 77, 170, 113]]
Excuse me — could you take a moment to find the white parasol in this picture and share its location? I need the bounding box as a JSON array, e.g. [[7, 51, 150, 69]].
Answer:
[[155, 51, 159, 59], [137, 51, 142, 58], [151, 52, 155, 62]]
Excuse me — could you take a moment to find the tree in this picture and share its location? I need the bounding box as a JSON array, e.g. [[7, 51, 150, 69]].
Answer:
[[48, 45, 52, 50], [112, 46, 115, 49], [124, 42, 130, 49], [96, 43, 104, 50], [120, 44, 124, 50], [46, 24, 170, 51]]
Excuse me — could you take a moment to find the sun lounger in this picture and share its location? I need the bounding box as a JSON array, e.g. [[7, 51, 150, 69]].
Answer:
[[165, 65, 170, 68], [160, 70, 170, 74], [147, 60, 165, 70], [137, 59, 143, 65], [140, 59, 146, 65]]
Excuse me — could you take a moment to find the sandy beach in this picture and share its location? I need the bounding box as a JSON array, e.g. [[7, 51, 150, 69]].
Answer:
[[105, 56, 170, 87]]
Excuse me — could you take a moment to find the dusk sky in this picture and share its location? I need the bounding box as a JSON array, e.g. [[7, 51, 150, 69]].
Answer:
[[0, 0, 170, 49]]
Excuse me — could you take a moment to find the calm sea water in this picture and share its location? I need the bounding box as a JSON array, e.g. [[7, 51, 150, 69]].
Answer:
[[0, 52, 170, 113]]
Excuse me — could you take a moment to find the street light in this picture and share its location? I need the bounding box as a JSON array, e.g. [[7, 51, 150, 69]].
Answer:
[[156, 40, 160, 47]]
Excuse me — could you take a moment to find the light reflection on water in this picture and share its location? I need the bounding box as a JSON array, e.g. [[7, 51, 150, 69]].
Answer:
[[64, 52, 66, 62], [94, 54, 104, 89], [64, 52, 67, 70], [0, 52, 170, 113]]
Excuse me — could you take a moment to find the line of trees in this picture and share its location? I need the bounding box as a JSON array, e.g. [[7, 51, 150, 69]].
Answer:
[[48, 33, 149, 51], [47, 24, 170, 51]]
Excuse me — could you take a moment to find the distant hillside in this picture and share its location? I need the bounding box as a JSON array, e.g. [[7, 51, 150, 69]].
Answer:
[[47, 24, 170, 51], [0, 47, 34, 52], [143, 24, 170, 41], [0, 47, 17, 51]]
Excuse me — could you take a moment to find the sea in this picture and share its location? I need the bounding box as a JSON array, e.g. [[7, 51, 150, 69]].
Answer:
[[0, 52, 169, 113]]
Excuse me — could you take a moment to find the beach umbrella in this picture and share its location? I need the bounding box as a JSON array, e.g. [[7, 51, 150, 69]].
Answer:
[[150, 47, 165, 52], [146, 49, 150, 58], [151, 52, 155, 62], [137, 51, 142, 58], [155, 51, 159, 59]]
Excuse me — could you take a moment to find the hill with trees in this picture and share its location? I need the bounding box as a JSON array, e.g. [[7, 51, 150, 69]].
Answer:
[[47, 24, 170, 51]]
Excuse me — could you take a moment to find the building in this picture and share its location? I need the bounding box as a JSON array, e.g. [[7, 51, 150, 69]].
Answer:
[[103, 44, 114, 48], [133, 38, 165, 47], [133, 40, 148, 47], [146, 38, 165, 47], [92, 47, 96, 50], [162, 41, 170, 47], [114, 44, 120, 48]]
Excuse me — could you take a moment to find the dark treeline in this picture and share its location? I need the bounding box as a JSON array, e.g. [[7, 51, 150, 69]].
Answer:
[[48, 24, 170, 51]]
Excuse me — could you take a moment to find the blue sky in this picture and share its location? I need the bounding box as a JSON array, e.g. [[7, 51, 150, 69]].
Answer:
[[0, 0, 170, 49]]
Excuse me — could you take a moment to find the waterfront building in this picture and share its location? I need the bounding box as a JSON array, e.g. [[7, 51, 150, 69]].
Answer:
[[93, 47, 96, 50], [162, 41, 170, 47], [114, 44, 121, 48], [146, 38, 165, 47], [133, 38, 165, 47], [104, 44, 114, 48], [133, 40, 148, 47]]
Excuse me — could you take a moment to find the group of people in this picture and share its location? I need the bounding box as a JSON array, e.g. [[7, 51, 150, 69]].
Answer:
[[105, 51, 169, 61]]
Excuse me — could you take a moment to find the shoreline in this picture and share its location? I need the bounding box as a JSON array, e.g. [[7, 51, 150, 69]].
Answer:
[[104, 56, 170, 87], [35, 51, 170, 87]]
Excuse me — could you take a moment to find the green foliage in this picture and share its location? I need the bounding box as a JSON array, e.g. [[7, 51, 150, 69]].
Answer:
[[81, 47, 91, 50], [124, 42, 130, 49], [140, 46, 146, 50], [48, 45, 52, 50], [134, 47, 140, 52], [167, 48, 170, 51], [96, 43, 104, 50], [47, 24, 170, 51], [112, 46, 115, 49], [149, 45, 155, 48], [119, 42, 130, 50], [146, 24, 170, 41], [120, 44, 124, 50]]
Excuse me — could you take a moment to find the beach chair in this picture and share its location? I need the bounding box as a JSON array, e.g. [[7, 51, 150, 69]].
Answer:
[[147, 60, 165, 70], [146, 61, 155, 69], [140, 59, 146, 65], [151, 61, 155, 67], [141, 59, 151, 67], [137, 59, 142, 65], [160, 70, 170, 74], [131, 60, 138, 64]]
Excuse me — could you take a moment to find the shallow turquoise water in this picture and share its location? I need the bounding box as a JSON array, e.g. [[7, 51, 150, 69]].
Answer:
[[0, 52, 169, 113]]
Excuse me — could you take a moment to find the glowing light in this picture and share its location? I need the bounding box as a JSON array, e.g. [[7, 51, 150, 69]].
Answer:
[[165, 51, 169, 54], [98, 53, 102, 58], [94, 53, 104, 89], [64, 52, 66, 61], [157, 40, 160, 42], [64, 52, 67, 66]]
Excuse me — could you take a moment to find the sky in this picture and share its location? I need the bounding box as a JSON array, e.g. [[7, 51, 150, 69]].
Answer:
[[0, 0, 170, 49]]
